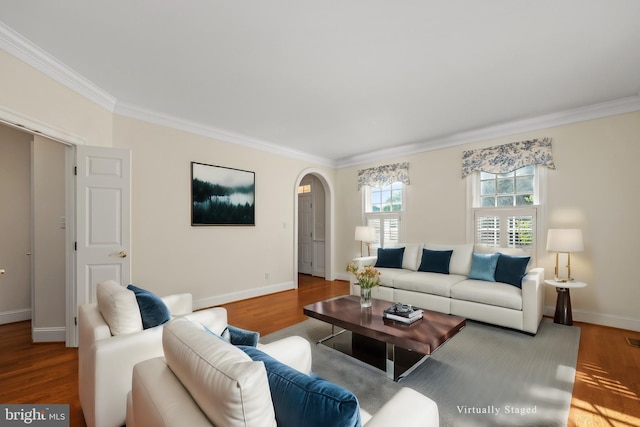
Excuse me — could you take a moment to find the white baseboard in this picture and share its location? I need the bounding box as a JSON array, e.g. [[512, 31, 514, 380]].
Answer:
[[0, 308, 31, 325], [334, 273, 351, 282], [193, 281, 295, 310], [32, 326, 66, 342], [544, 305, 640, 332]]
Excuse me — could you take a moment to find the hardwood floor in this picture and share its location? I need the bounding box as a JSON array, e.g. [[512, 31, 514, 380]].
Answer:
[[0, 275, 638, 426]]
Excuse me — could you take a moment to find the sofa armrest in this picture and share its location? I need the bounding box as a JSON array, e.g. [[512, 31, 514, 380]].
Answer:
[[80, 324, 166, 427], [130, 358, 212, 427], [521, 267, 544, 334], [258, 336, 312, 375], [353, 256, 378, 270], [363, 388, 438, 427], [182, 307, 228, 335], [161, 293, 193, 316]]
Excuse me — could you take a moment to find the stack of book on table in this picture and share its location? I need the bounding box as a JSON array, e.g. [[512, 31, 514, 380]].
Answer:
[[383, 303, 423, 324]]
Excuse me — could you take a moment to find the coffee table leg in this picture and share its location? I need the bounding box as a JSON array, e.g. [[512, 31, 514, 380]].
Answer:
[[317, 324, 347, 344], [386, 343, 395, 380]]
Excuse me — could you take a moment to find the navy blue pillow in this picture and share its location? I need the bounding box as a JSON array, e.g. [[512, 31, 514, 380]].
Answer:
[[374, 247, 405, 269], [127, 284, 171, 329], [225, 325, 260, 347], [418, 248, 453, 274], [494, 254, 530, 288], [239, 346, 361, 427], [203, 324, 259, 347]]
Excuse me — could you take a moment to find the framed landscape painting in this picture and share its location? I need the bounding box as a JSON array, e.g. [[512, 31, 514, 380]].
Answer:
[[191, 162, 255, 226]]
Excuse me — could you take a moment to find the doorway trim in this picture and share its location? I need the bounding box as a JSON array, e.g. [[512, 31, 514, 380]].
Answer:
[[294, 169, 335, 287], [0, 104, 85, 346]]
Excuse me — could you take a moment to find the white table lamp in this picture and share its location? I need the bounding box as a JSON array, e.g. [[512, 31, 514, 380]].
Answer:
[[355, 226, 376, 257], [546, 229, 584, 282]]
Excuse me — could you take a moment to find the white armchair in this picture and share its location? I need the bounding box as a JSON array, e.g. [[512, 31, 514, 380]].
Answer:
[[78, 281, 227, 427]]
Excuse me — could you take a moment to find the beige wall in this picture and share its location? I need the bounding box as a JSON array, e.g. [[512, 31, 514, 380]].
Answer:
[[0, 50, 114, 147], [32, 135, 67, 334], [336, 111, 640, 330], [112, 115, 333, 307], [0, 125, 32, 323]]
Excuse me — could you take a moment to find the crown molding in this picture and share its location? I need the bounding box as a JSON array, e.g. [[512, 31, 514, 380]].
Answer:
[[0, 22, 117, 112], [114, 102, 335, 167], [336, 95, 640, 168], [2, 21, 638, 169]]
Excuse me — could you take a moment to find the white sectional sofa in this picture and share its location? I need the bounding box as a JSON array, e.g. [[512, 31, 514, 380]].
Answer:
[[350, 243, 544, 334]]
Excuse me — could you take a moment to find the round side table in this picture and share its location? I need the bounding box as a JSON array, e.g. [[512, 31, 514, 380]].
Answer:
[[544, 280, 588, 326]]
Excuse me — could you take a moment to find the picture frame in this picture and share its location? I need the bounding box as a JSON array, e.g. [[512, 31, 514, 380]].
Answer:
[[191, 162, 255, 226]]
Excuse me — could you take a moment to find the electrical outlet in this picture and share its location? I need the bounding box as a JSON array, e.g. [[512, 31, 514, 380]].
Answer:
[[265, 272, 270, 279]]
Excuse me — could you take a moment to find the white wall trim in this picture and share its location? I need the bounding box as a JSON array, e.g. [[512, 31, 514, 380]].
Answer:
[[0, 308, 31, 325], [115, 102, 334, 167], [293, 169, 336, 284], [0, 104, 87, 146], [544, 305, 640, 332], [334, 273, 351, 282], [32, 326, 66, 343], [4, 20, 639, 170], [0, 22, 116, 112], [336, 96, 640, 168], [193, 281, 294, 311]]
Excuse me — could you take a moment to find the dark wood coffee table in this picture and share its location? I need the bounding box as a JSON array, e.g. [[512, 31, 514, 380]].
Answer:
[[303, 295, 466, 381]]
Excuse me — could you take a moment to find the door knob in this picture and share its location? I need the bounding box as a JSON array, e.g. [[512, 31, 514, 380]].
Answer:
[[118, 251, 128, 258]]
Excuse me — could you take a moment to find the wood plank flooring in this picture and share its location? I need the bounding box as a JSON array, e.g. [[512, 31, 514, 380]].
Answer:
[[0, 275, 638, 426]]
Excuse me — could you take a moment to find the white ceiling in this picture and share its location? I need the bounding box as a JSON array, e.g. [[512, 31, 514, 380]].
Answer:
[[1, 1, 640, 167]]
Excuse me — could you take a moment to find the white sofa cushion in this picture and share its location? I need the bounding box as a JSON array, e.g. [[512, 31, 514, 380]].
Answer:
[[423, 243, 474, 276], [393, 272, 466, 298], [451, 279, 523, 310], [391, 243, 424, 271], [375, 267, 412, 287], [163, 318, 276, 427], [96, 280, 143, 336]]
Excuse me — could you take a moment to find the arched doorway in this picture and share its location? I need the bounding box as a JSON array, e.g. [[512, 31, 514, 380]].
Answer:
[[293, 169, 334, 287]]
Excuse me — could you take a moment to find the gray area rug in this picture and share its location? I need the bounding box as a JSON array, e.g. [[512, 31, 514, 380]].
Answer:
[[261, 317, 580, 427]]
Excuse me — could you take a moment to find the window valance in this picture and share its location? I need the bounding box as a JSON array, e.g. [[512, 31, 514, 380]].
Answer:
[[358, 162, 410, 189], [461, 138, 555, 178]]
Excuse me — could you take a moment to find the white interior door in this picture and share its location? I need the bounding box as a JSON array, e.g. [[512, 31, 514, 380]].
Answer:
[[298, 193, 313, 274], [75, 146, 131, 309]]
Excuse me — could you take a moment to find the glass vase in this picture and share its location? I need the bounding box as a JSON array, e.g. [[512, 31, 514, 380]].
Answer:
[[360, 287, 372, 308]]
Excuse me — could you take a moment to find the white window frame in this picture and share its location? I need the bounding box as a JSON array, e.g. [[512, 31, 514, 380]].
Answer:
[[466, 166, 547, 266], [363, 183, 405, 251]]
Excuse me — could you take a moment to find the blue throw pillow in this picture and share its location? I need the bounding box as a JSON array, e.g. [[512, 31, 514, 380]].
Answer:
[[418, 248, 453, 274], [126, 284, 171, 329], [468, 252, 500, 282], [494, 254, 531, 288], [239, 346, 362, 427], [225, 325, 260, 347], [374, 247, 405, 269], [203, 324, 259, 347]]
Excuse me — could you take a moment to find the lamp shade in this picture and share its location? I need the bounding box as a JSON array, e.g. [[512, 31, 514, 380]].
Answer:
[[355, 226, 376, 242], [546, 229, 584, 252]]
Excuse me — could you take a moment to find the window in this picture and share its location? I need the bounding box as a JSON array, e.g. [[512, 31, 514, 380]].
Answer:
[[475, 208, 535, 249], [364, 183, 403, 251], [369, 182, 403, 212], [469, 166, 544, 263], [479, 165, 535, 207], [297, 184, 311, 194], [464, 139, 553, 266]]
